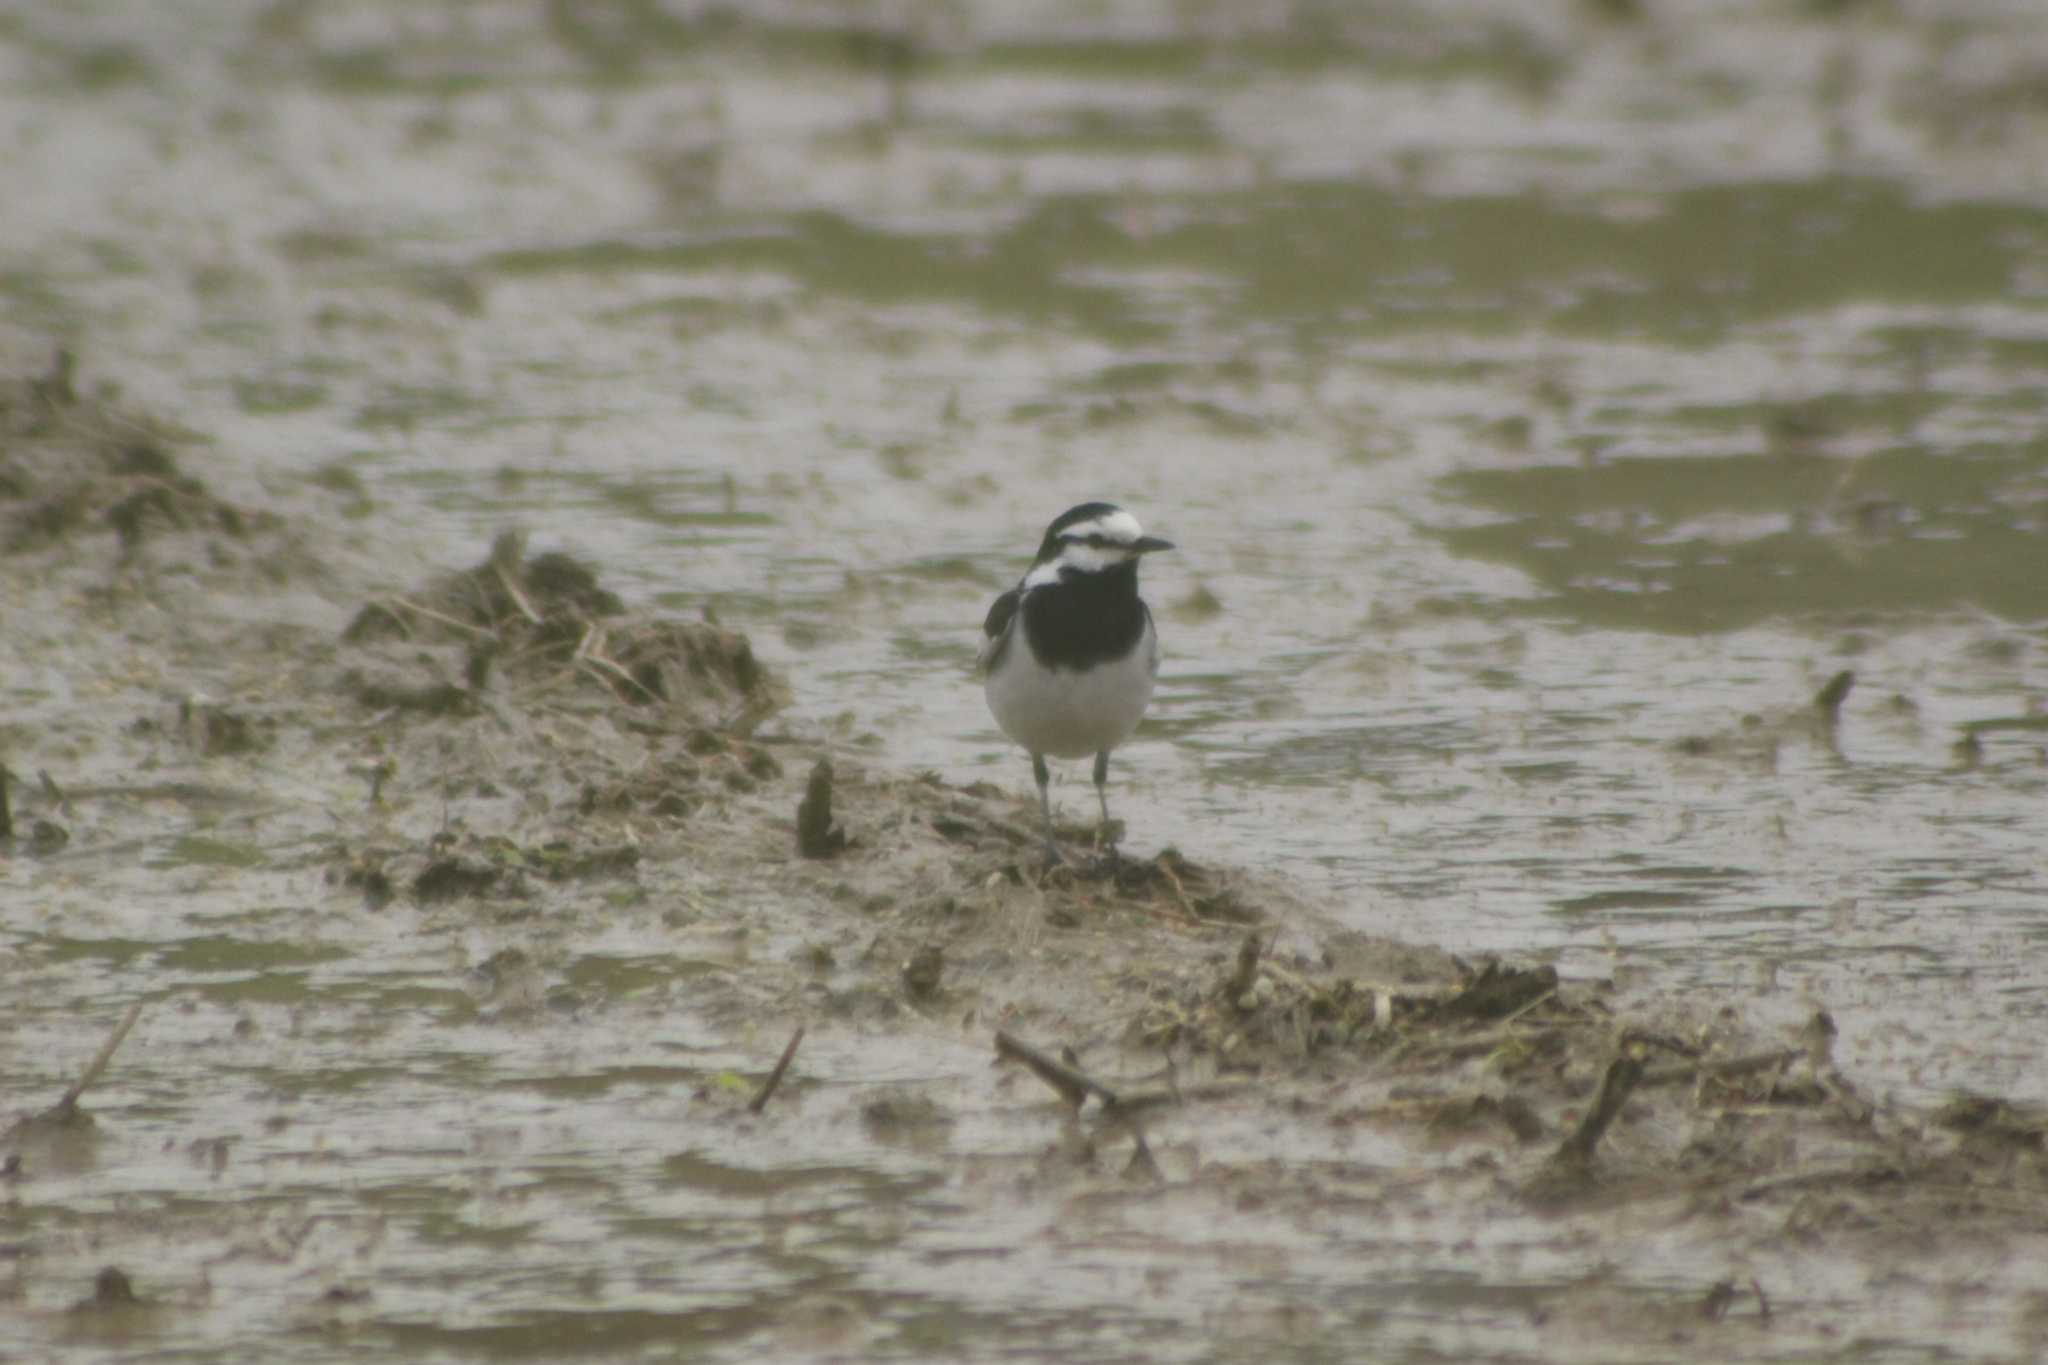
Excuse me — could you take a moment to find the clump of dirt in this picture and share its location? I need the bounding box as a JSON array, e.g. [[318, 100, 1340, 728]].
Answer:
[[340, 528, 784, 732], [1080, 847, 1260, 924], [329, 828, 643, 913], [0, 349, 272, 560], [281, 495, 797, 966], [576, 732, 784, 824], [171, 697, 274, 757], [1127, 945, 1559, 1066], [341, 530, 624, 651]]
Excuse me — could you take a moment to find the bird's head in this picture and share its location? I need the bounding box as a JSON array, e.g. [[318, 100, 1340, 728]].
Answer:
[[1024, 502, 1174, 586]]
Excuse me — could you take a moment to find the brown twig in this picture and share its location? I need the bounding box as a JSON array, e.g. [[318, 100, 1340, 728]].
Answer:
[[1738, 1162, 1906, 1202], [1550, 1051, 1645, 1168], [52, 1001, 145, 1118], [389, 595, 492, 639], [1105, 894, 1222, 932], [1496, 985, 1557, 1029], [1814, 669, 1855, 719], [1153, 854, 1198, 922], [1121, 1121, 1161, 1180], [748, 1026, 805, 1114], [494, 562, 543, 625], [1640, 1047, 1802, 1089], [995, 1031, 1120, 1109], [572, 629, 662, 704]]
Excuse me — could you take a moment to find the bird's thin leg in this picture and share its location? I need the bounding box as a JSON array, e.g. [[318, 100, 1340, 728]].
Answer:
[[1033, 752, 1061, 865], [1092, 749, 1123, 865]]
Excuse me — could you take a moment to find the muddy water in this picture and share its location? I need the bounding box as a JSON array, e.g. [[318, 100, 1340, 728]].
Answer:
[[5, 1, 2048, 1359]]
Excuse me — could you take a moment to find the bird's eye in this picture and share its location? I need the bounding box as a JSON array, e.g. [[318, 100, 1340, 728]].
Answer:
[[1060, 532, 1123, 551]]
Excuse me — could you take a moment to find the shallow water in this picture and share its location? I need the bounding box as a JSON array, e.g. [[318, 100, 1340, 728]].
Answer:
[[6, 0, 2048, 1358]]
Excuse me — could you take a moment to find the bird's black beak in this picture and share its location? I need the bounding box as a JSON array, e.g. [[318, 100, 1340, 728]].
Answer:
[[1133, 535, 1175, 554]]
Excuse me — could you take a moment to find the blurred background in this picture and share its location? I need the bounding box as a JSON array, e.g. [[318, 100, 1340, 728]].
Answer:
[[5, 0, 2046, 1106]]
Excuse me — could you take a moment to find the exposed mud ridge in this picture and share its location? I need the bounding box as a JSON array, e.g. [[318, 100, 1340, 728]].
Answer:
[[6, 363, 2047, 1357]]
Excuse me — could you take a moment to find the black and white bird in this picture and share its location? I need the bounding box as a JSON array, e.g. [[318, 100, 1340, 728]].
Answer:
[[978, 502, 1174, 863]]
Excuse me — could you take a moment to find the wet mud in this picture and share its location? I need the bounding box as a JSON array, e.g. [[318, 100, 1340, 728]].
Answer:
[[6, 365, 2046, 1359]]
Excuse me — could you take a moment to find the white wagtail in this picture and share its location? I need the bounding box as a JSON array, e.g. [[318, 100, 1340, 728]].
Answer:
[[978, 502, 1174, 863]]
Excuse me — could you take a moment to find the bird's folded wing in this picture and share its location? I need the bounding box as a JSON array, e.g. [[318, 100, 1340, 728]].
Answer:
[[977, 587, 1021, 674]]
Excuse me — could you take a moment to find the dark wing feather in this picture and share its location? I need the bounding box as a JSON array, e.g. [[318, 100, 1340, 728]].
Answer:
[[977, 587, 1021, 674]]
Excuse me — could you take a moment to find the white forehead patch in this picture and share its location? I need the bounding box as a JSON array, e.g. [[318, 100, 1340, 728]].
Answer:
[[1059, 509, 1145, 545]]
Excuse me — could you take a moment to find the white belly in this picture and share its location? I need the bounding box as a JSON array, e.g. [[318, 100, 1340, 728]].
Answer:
[[985, 623, 1158, 759]]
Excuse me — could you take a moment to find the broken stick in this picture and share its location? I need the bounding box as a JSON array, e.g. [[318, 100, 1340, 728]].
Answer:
[[748, 1026, 806, 1114], [994, 1030, 1121, 1109], [51, 1001, 145, 1120], [1550, 1050, 1645, 1168]]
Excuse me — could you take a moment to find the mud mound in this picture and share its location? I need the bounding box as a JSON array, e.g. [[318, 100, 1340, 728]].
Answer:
[[341, 530, 785, 732], [343, 531, 626, 647]]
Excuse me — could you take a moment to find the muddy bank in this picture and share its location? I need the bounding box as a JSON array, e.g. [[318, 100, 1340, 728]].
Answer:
[[5, 360, 2047, 1360]]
